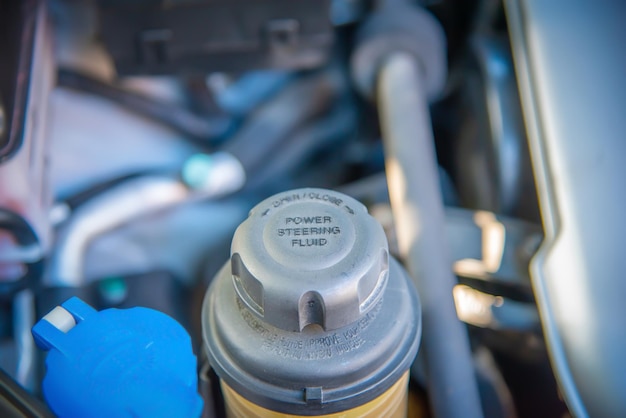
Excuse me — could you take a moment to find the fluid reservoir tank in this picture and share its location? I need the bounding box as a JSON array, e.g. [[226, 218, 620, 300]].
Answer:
[[202, 188, 421, 417]]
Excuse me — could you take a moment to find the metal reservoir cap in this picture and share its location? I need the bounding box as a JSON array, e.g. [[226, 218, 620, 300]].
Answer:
[[203, 188, 421, 415], [231, 188, 388, 332]]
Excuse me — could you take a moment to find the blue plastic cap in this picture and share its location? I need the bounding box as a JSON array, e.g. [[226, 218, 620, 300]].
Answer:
[[32, 297, 203, 418]]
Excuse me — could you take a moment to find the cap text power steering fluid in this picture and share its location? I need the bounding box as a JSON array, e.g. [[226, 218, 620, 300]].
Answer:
[[202, 188, 421, 417]]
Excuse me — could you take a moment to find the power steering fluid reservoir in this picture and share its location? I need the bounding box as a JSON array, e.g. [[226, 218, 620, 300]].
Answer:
[[202, 188, 421, 417]]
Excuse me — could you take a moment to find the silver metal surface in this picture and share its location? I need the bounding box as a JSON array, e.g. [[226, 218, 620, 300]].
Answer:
[[13, 290, 36, 391], [506, 1, 626, 416], [47, 155, 245, 287], [0, 244, 44, 263], [47, 176, 188, 287], [453, 285, 539, 331], [448, 208, 540, 288], [378, 52, 483, 418], [0, 2, 53, 280]]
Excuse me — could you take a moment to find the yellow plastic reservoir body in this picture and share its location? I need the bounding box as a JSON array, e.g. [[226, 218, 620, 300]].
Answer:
[[222, 372, 409, 418], [203, 189, 421, 417]]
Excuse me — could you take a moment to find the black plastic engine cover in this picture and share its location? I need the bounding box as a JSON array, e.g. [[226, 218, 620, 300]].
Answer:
[[97, 0, 334, 75]]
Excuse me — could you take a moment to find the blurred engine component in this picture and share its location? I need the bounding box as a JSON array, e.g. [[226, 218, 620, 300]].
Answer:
[[96, 0, 334, 75], [0, 368, 52, 417], [454, 34, 533, 218], [0, 0, 53, 295]]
